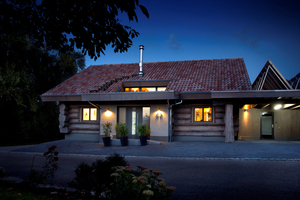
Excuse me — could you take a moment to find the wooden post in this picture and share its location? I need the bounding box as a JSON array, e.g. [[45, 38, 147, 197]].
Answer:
[[59, 104, 69, 133], [224, 104, 234, 143]]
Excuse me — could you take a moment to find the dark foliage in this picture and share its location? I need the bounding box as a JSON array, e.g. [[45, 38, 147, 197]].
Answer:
[[69, 153, 129, 199], [0, 0, 149, 60]]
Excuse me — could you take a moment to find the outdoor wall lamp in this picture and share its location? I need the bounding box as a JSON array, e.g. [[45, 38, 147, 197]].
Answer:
[[274, 104, 282, 110], [105, 108, 112, 117], [156, 108, 163, 119], [244, 109, 247, 112]]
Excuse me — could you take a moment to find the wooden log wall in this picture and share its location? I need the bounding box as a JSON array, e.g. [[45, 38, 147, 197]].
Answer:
[[172, 104, 226, 137], [63, 104, 100, 135]]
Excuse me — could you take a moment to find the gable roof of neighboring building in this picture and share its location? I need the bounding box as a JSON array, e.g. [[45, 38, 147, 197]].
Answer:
[[289, 72, 300, 89], [42, 58, 252, 96], [252, 60, 293, 90]]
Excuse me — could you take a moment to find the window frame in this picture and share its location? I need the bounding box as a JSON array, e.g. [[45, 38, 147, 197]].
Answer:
[[81, 107, 99, 122], [193, 106, 213, 123]]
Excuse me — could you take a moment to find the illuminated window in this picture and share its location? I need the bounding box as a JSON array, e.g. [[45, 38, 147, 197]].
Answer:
[[157, 87, 166, 91], [141, 87, 156, 92], [194, 107, 212, 122], [125, 88, 140, 92], [82, 108, 97, 121], [124, 87, 167, 92]]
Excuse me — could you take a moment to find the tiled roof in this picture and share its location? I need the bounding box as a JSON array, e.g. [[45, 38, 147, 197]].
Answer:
[[42, 58, 252, 96], [289, 72, 300, 89]]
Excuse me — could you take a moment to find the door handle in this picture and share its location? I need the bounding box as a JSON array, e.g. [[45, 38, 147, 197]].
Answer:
[[271, 124, 273, 128]]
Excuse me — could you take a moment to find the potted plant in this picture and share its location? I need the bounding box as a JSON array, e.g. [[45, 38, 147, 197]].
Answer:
[[102, 122, 112, 147], [137, 124, 150, 146], [115, 123, 129, 146]]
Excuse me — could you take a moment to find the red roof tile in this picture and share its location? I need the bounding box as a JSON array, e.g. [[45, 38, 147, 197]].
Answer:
[[42, 58, 252, 96]]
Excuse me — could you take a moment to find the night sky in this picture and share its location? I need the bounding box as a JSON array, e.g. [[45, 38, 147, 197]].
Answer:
[[85, 0, 300, 83]]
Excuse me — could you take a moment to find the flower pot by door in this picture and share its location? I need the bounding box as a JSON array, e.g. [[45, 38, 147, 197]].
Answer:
[[139, 136, 147, 146], [120, 137, 128, 146], [102, 137, 111, 147]]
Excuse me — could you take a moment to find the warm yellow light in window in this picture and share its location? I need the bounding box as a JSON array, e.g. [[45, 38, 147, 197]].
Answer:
[[125, 88, 130, 92], [132, 88, 139, 92], [204, 107, 212, 121], [141, 87, 156, 92], [91, 108, 97, 120], [195, 108, 203, 121], [157, 87, 166, 91], [105, 108, 112, 117], [83, 108, 89, 121]]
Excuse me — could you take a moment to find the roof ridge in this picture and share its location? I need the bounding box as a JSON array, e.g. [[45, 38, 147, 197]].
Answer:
[[89, 58, 244, 67]]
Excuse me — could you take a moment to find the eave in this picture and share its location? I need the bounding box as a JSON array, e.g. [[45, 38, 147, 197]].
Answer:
[[41, 91, 178, 102], [41, 90, 300, 104]]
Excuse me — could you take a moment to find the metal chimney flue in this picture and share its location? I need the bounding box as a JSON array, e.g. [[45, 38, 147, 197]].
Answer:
[[138, 45, 144, 77]]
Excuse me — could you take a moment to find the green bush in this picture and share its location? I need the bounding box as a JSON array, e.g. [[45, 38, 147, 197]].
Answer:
[[69, 152, 129, 199], [137, 124, 150, 136], [23, 145, 60, 187], [114, 123, 129, 137], [109, 165, 175, 200], [102, 122, 112, 137]]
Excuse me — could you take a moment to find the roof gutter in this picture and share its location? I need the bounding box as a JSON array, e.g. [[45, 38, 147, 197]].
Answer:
[[168, 100, 183, 142]]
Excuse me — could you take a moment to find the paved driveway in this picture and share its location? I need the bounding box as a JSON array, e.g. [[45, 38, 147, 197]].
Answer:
[[1, 139, 300, 161]]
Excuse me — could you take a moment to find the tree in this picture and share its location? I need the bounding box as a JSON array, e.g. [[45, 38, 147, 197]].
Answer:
[[0, 0, 149, 60], [0, 34, 85, 145]]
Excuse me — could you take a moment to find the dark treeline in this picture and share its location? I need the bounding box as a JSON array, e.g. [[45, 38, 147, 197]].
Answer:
[[0, 0, 148, 145]]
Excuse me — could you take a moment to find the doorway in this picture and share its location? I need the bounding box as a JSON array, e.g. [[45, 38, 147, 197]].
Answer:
[[118, 107, 150, 139], [260, 112, 274, 140]]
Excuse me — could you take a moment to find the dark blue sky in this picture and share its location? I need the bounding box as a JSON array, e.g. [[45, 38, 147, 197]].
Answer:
[[85, 0, 300, 83]]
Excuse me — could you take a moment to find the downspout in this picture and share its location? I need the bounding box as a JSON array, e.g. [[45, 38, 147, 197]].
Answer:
[[168, 100, 183, 142], [89, 102, 101, 142]]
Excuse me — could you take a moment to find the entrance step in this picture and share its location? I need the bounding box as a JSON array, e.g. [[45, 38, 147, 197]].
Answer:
[[109, 139, 160, 146]]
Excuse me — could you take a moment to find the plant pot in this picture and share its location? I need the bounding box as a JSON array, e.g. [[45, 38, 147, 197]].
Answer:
[[120, 136, 128, 146], [102, 136, 111, 147], [139, 136, 148, 146]]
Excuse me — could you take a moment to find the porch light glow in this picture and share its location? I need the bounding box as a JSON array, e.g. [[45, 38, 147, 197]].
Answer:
[[274, 104, 282, 110], [105, 108, 112, 117], [283, 104, 294, 109], [156, 108, 163, 117]]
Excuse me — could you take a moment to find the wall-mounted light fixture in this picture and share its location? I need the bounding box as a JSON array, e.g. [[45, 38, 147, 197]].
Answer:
[[244, 109, 248, 113], [156, 108, 163, 119], [274, 104, 282, 110], [105, 108, 112, 117]]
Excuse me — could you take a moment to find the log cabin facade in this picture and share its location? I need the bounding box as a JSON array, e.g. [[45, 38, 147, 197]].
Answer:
[[41, 48, 300, 143]]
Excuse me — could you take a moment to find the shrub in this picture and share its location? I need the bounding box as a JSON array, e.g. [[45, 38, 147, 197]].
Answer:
[[102, 122, 112, 137], [69, 152, 129, 199], [109, 165, 175, 200], [24, 145, 60, 187], [137, 124, 150, 136], [115, 123, 129, 137]]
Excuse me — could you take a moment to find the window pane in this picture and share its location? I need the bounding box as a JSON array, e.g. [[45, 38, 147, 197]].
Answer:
[[141, 87, 156, 92], [125, 88, 140, 92], [157, 87, 166, 91], [204, 107, 212, 121], [132, 110, 136, 135], [83, 108, 89, 120], [142, 107, 150, 127], [118, 107, 126, 124], [91, 108, 97, 120], [194, 108, 203, 121]]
